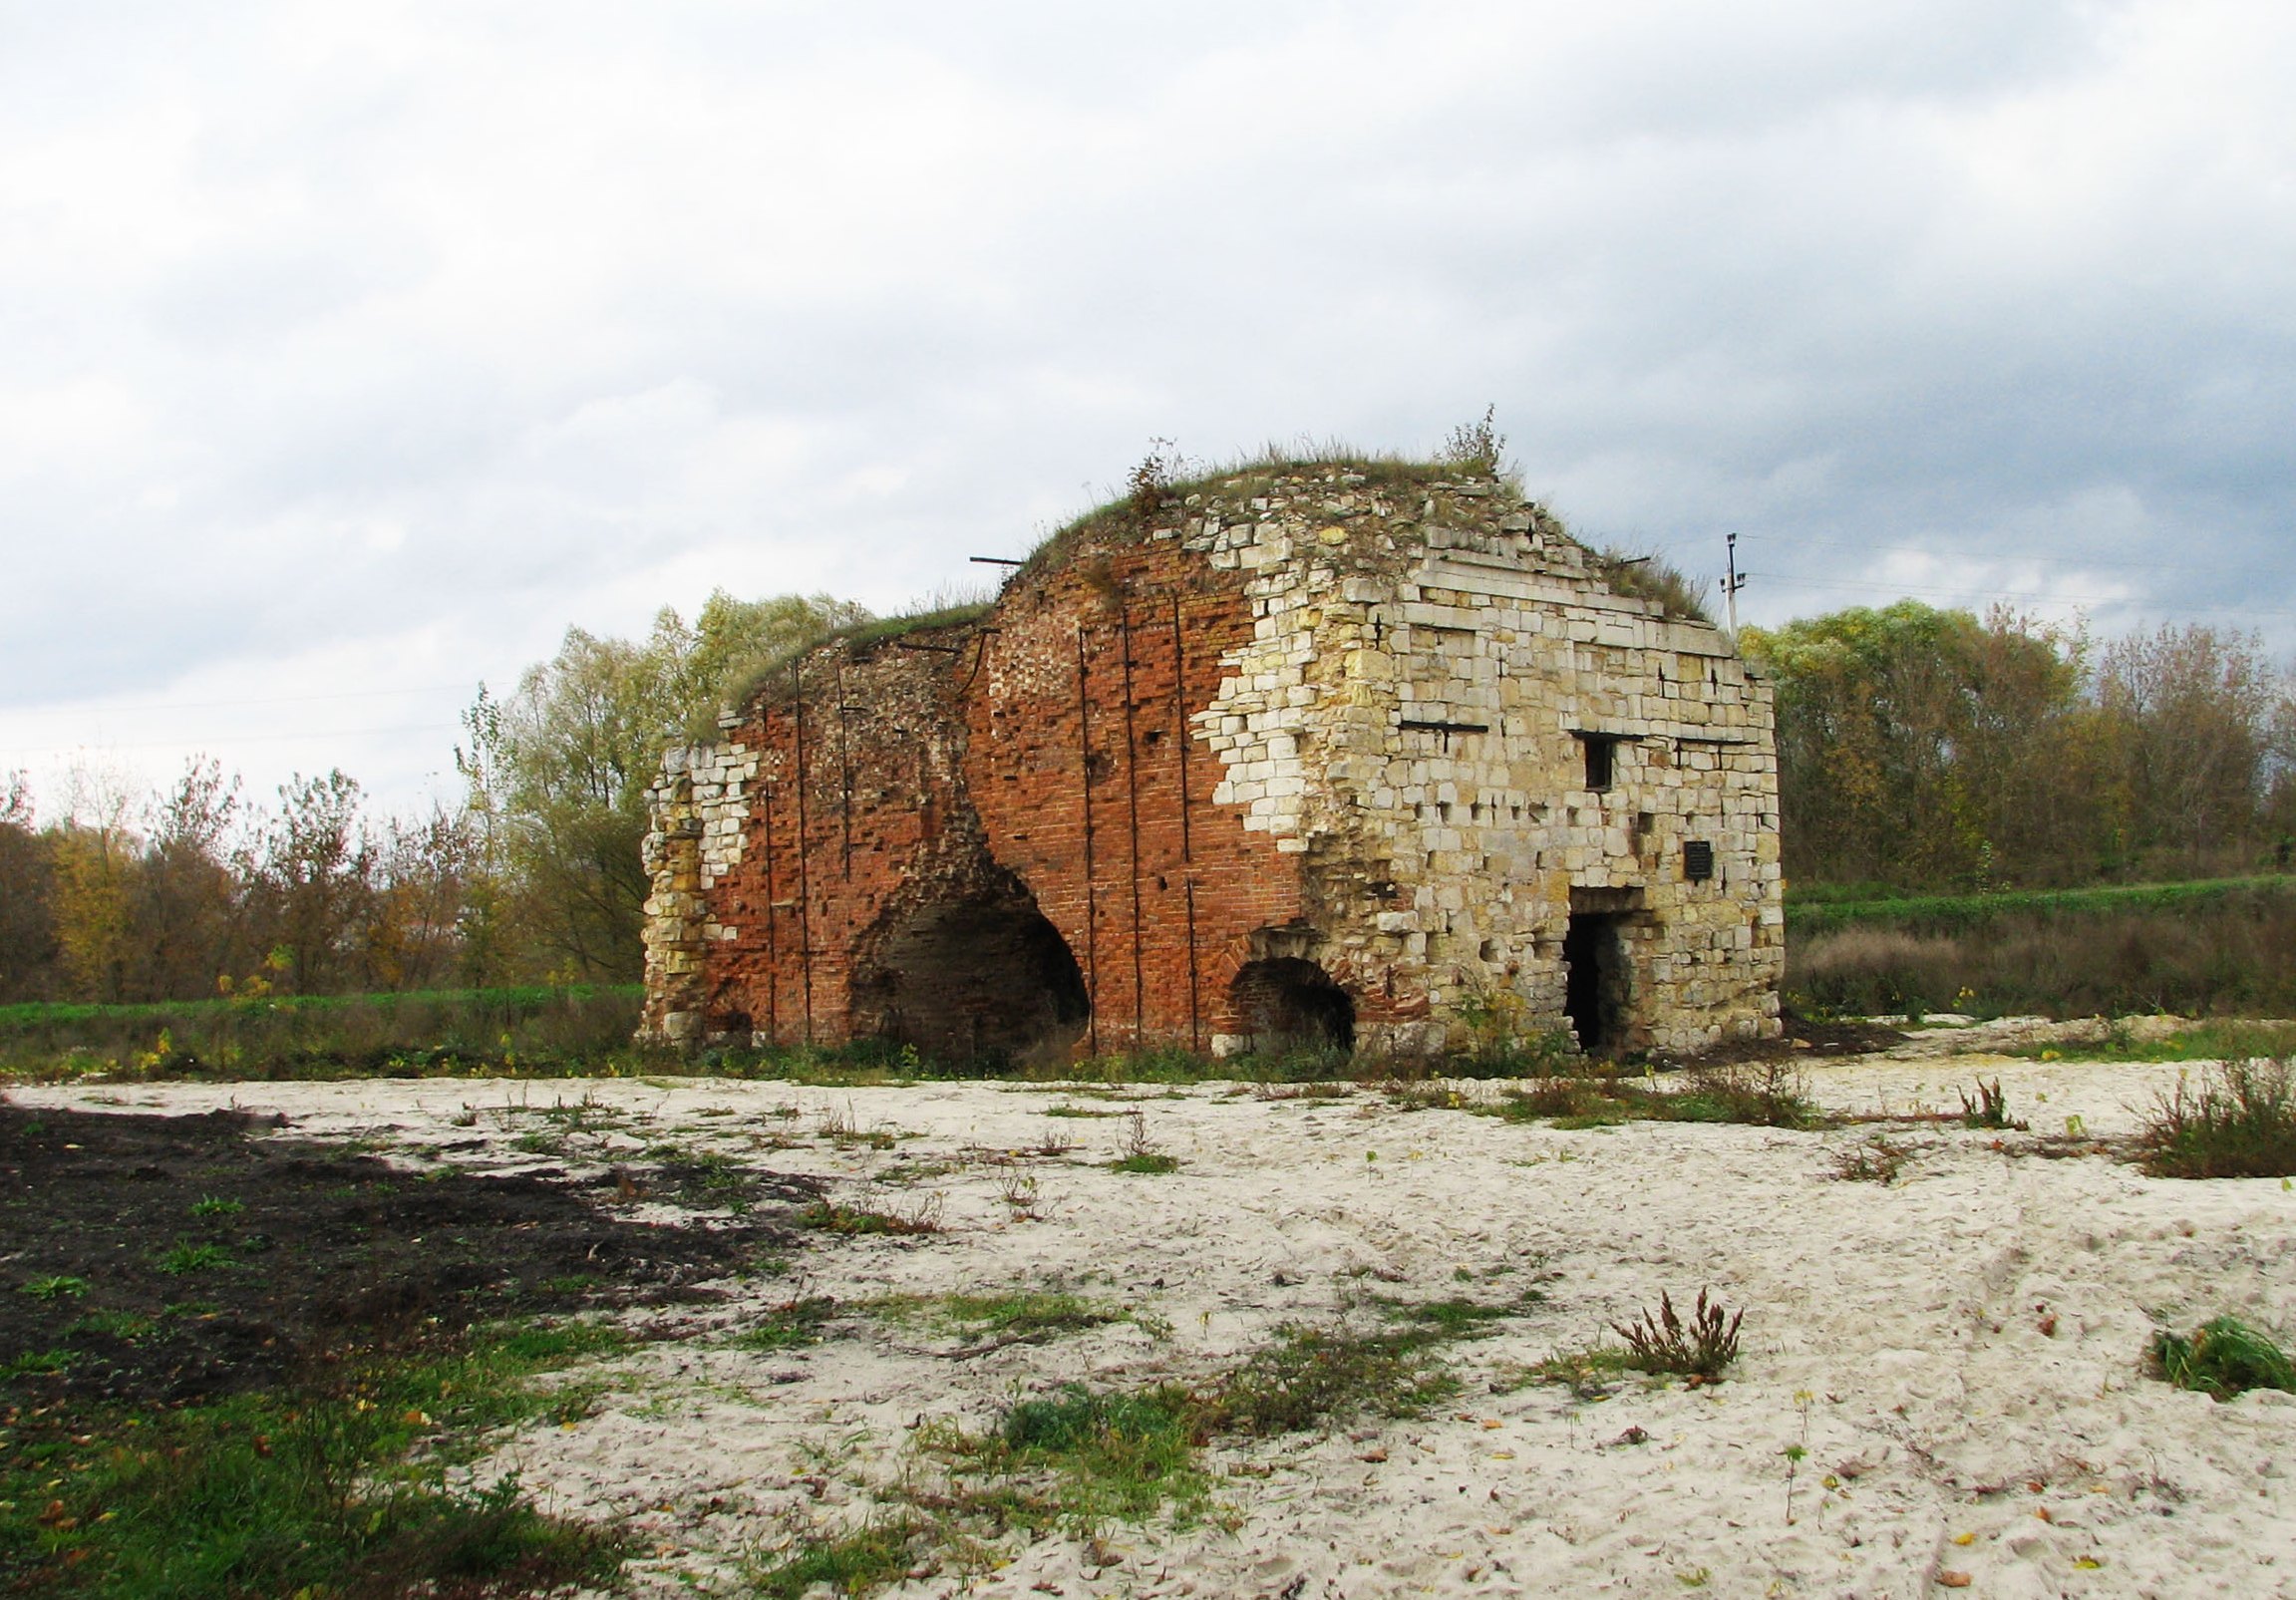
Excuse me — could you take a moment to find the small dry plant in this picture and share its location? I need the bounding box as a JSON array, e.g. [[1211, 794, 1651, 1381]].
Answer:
[[1959, 1078, 2026, 1129], [817, 1101, 896, 1150], [1111, 1108, 1179, 1174], [1127, 437, 1185, 511], [1610, 1288, 1743, 1382], [999, 1172, 1043, 1221]]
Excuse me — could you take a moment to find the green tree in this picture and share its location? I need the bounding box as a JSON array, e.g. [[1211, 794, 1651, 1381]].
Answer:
[[249, 770, 377, 994], [129, 758, 244, 999], [1743, 602, 2101, 888], [0, 773, 60, 1002], [470, 591, 864, 982], [48, 764, 143, 1002], [2095, 624, 2291, 870], [680, 589, 871, 740]]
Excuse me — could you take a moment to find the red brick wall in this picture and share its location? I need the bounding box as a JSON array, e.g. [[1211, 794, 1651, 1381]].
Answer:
[[697, 532, 1323, 1056]]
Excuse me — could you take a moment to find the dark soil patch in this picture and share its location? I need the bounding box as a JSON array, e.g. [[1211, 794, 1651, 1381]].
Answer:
[[1655, 1012, 1907, 1069], [0, 1105, 810, 1410]]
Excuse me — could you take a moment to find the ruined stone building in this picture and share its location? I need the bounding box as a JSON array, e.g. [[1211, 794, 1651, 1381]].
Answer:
[[639, 462, 1784, 1063]]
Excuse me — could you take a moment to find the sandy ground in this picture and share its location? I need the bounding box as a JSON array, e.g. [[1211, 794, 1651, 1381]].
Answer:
[[12, 1036, 2295, 1599]]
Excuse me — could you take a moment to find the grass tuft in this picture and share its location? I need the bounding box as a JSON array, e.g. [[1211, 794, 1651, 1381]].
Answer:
[[735, 1296, 839, 1351], [1209, 1323, 1460, 1435], [2151, 1315, 2296, 1400], [799, 1197, 944, 1235], [747, 1513, 924, 1600], [156, 1240, 233, 1275], [917, 1383, 1207, 1539]]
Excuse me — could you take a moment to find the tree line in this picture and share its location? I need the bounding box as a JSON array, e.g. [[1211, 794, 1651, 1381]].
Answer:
[[1742, 602, 2296, 890], [0, 593, 861, 1005], [2, 594, 2290, 1005]]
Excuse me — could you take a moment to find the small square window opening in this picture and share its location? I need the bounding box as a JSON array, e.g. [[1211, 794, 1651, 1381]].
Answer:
[[1576, 732, 1620, 793]]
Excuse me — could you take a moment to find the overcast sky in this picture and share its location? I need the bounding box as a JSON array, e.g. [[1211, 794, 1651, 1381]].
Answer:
[[5, 0, 2293, 819]]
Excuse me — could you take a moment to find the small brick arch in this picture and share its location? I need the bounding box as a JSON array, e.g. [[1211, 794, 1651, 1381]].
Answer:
[[1228, 956, 1356, 1054]]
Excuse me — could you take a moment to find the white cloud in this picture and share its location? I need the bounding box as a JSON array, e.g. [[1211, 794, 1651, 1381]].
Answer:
[[3, 0, 2293, 813]]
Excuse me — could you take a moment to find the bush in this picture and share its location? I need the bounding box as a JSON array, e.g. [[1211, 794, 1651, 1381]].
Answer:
[[2136, 1058, 2296, 1178], [2152, 1316, 2296, 1400]]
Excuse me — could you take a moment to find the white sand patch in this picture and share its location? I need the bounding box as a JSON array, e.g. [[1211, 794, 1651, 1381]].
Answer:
[[13, 1058, 2295, 1598]]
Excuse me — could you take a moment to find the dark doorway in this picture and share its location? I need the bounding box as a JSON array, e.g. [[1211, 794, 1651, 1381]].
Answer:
[[857, 886, 1090, 1068], [1562, 912, 1628, 1054], [1231, 958, 1356, 1054]]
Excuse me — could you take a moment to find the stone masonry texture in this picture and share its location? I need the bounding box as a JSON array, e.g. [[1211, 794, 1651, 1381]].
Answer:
[[639, 465, 1784, 1062]]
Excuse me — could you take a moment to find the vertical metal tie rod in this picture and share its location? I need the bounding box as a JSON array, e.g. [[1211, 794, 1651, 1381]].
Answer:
[[835, 660, 854, 879], [1170, 594, 1193, 865], [1076, 625, 1100, 1058], [1172, 594, 1199, 1054], [791, 662, 815, 1045], [1184, 878, 1200, 1054], [1120, 605, 1146, 1046], [762, 776, 779, 1045]]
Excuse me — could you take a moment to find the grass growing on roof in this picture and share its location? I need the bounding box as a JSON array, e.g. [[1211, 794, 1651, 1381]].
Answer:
[[1018, 443, 1502, 580], [718, 596, 995, 722]]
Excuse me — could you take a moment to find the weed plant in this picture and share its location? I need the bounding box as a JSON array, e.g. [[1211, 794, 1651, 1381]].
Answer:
[[1609, 1289, 1744, 1381], [1830, 1133, 1912, 1183], [1110, 1107, 1180, 1173], [2135, 1058, 2296, 1177], [1959, 1078, 2026, 1129], [2151, 1316, 2296, 1399]]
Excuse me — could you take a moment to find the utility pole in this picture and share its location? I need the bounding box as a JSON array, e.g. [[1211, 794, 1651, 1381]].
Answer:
[[1723, 532, 1748, 638]]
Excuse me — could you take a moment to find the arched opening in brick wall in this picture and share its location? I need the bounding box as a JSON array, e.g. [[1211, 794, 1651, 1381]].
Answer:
[[1230, 957, 1356, 1054], [855, 884, 1091, 1068]]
